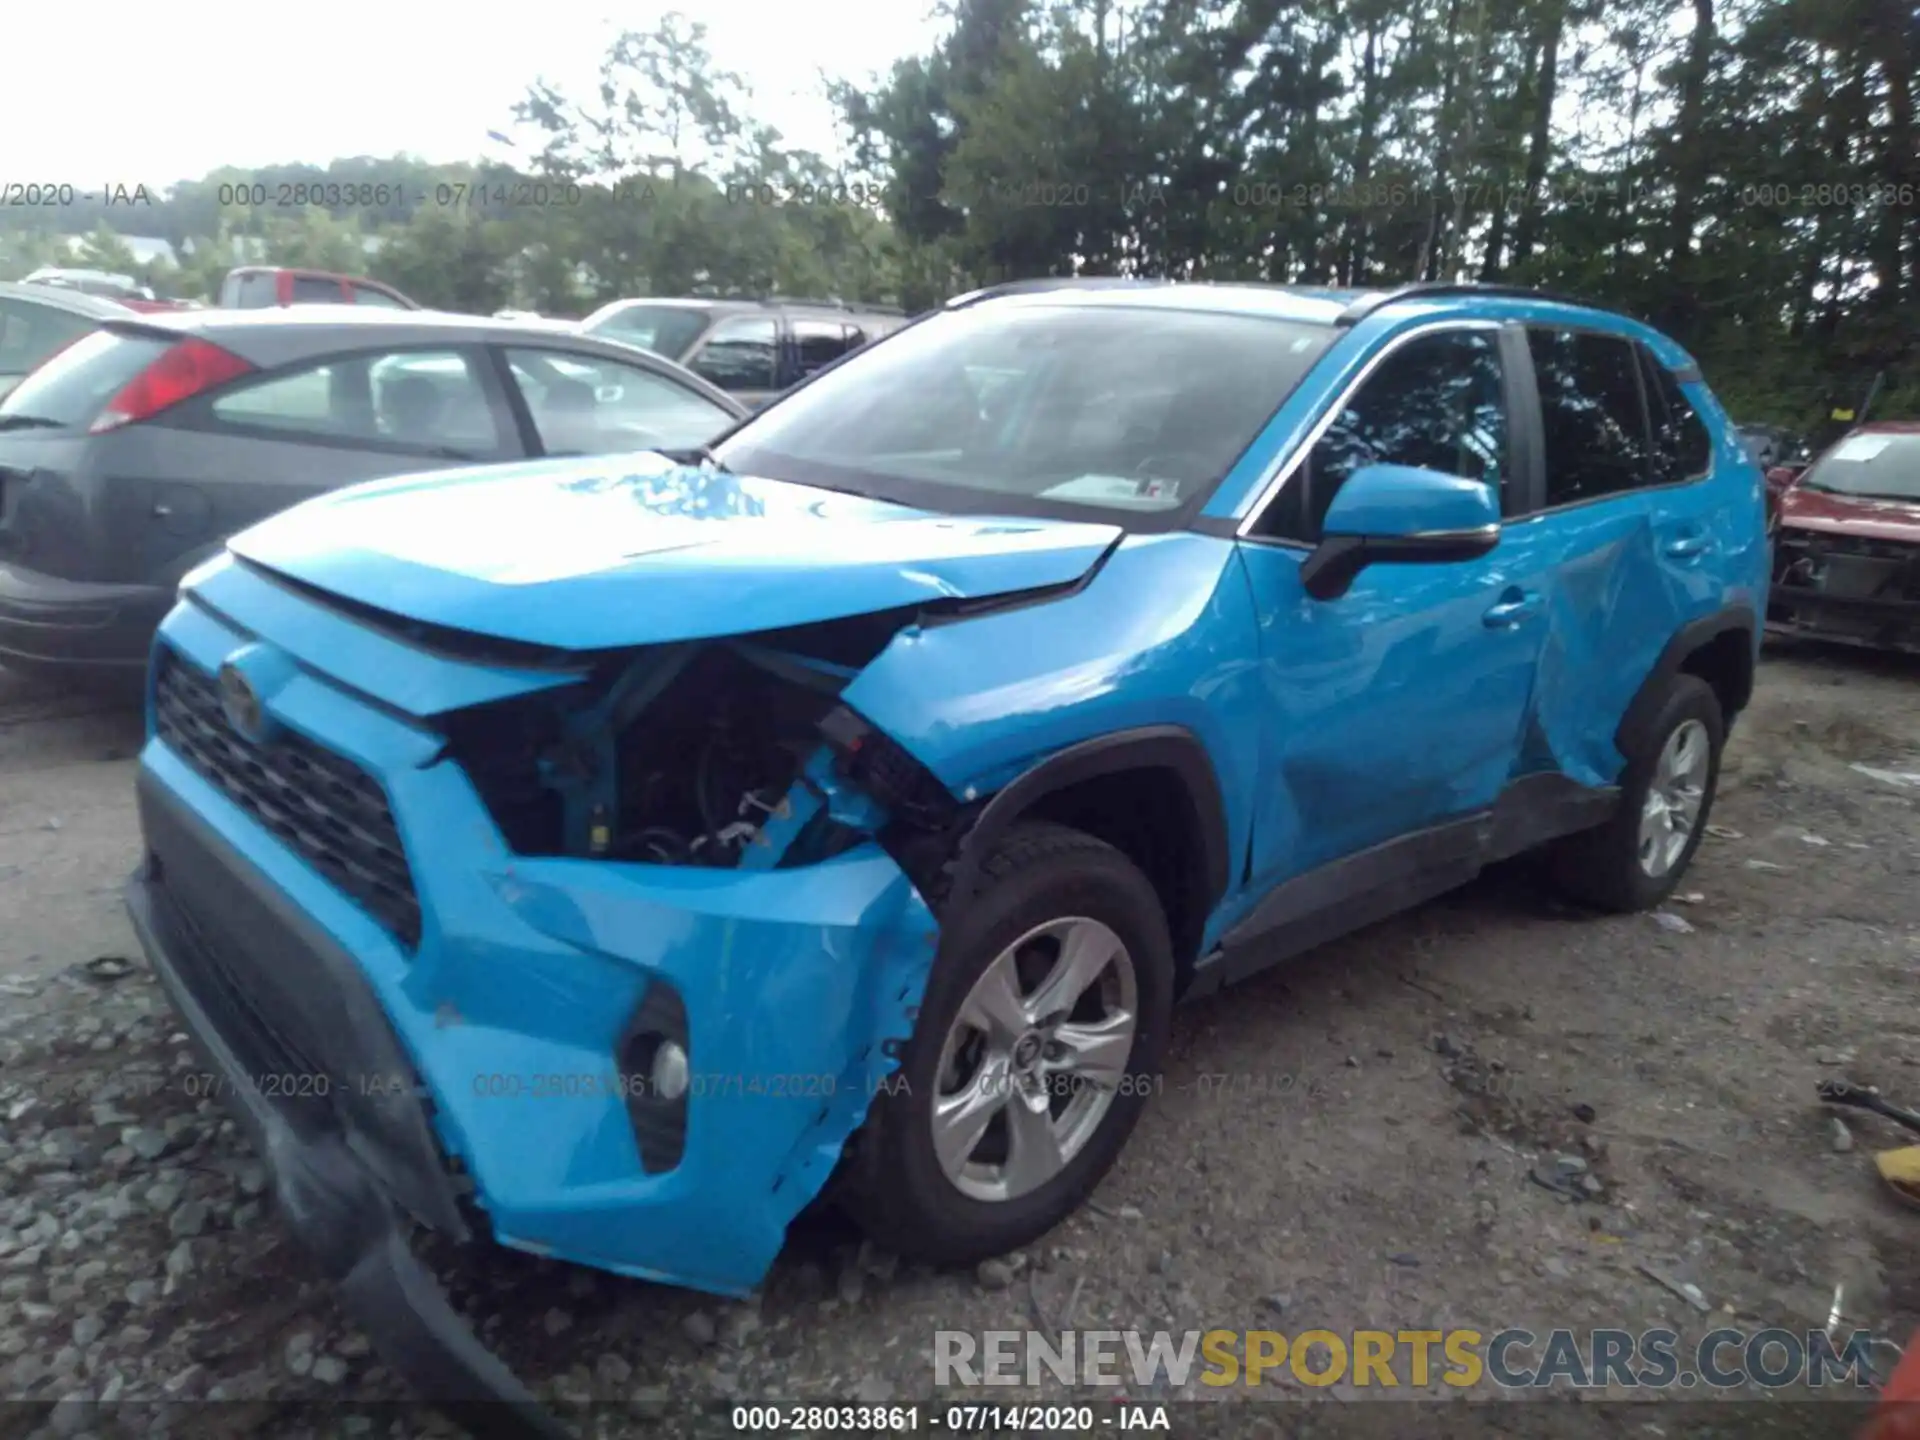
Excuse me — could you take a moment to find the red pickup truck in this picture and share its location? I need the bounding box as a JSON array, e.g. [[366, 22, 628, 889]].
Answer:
[[216, 266, 417, 309]]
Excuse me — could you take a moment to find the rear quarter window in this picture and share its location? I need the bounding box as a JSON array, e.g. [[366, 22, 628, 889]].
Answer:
[[1638, 346, 1712, 482]]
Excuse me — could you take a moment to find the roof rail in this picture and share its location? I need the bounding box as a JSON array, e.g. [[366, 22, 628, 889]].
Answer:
[[944, 276, 1169, 310], [1333, 280, 1592, 327], [755, 295, 906, 315]]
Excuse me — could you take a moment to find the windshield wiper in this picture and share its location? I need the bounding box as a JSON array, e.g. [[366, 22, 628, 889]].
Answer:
[[654, 444, 732, 472], [0, 415, 66, 432]]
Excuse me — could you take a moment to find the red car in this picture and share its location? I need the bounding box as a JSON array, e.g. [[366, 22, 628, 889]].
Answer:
[[19, 267, 191, 313], [1767, 421, 1920, 652], [216, 266, 416, 309]]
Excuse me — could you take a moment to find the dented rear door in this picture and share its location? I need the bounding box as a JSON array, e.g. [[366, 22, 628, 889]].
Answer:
[[1517, 326, 1721, 786]]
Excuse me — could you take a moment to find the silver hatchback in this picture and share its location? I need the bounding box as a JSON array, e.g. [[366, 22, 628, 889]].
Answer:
[[0, 307, 747, 681]]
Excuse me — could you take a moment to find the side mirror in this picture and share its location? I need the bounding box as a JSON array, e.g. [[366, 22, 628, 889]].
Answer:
[[1764, 465, 1798, 493], [1300, 463, 1501, 601]]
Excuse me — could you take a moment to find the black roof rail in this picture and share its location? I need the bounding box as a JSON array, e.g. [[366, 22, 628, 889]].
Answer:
[[1333, 280, 1593, 327], [944, 276, 1169, 310]]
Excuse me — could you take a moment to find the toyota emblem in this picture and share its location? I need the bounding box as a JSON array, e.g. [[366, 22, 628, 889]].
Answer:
[[217, 662, 263, 739]]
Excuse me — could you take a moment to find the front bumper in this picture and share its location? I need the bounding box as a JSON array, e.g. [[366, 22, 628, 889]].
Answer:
[[1767, 586, 1920, 654], [1768, 529, 1920, 653], [0, 559, 168, 672], [126, 590, 943, 1411], [123, 797, 567, 1437]]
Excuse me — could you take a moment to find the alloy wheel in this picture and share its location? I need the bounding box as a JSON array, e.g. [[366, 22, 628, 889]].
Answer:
[[1638, 717, 1710, 878], [930, 916, 1138, 1203]]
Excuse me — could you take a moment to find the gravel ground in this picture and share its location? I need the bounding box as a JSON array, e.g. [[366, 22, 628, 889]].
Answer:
[[0, 641, 1916, 1437]]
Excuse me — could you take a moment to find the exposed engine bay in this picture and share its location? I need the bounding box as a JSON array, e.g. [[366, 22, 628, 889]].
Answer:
[[439, 610, 960, 872]]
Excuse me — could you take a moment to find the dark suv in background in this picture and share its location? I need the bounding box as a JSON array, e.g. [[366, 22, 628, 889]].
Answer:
[[579, 296, 907, 407]]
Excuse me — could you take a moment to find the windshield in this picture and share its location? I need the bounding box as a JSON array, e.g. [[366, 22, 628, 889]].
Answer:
[[584, 304, 714, 359], [1799, 431, 1920, 501], [711, 303, 1335, 522]]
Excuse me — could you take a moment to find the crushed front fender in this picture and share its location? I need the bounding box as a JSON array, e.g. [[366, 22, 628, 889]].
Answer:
[[474, 848, 941, 1292]]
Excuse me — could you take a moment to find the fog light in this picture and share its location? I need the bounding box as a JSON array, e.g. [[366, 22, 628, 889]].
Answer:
[[650, 1040, 689, 1101], [618, 981, 690, 1173]]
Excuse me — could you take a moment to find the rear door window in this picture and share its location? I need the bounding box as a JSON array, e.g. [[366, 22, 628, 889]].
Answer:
[[223, 272, 279, 308], [0, 329, 173, 430], [687, 317, 779, 392], [206, 347, 513, 458], [290, 276, 344, 305], [1528, 328, 1658, 507], [349, 284, 408, 308], [503, 347, 738, 455], [584, 305, 712, 359], [791, 320, 855, 379]]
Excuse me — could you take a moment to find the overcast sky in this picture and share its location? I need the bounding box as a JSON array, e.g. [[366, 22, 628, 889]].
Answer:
[[5, 1, 939, 188]]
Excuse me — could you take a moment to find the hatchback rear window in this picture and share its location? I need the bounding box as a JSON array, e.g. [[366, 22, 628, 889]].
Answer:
[[0, 300, 98, 379], [0, 329, 173, 430]]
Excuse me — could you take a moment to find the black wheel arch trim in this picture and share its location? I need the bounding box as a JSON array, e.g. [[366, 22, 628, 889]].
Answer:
[[945, 725, 1232, 913], [1615, 603, 1757, 758]]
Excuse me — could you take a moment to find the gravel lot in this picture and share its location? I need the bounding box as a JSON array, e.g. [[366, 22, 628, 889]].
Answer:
[[0, 642, 1916, 1437]]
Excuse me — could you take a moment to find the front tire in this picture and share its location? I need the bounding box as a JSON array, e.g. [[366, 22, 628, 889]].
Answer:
[[1550, 674, 1725, 912], [845, 822, 1173, 1265]]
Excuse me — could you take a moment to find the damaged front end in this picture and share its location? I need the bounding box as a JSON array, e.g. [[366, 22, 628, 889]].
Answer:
[[124, 560, 1017, 1430], [1768, 527, 1920, 653], [440, 608, 964, 887]]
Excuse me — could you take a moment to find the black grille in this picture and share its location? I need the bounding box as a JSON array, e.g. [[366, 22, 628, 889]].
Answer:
[[153, 651, 423, 948]]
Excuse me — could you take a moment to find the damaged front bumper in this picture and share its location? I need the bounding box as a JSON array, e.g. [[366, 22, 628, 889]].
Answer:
[[1767, 528, 1920, 653], [123, 599, 942, 1421], [124, 810, 569, 1438]]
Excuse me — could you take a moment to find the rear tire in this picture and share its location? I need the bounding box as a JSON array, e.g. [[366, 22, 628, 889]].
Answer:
[[844, 821, 1173, 1265], [1549, 674, 1725, 912]]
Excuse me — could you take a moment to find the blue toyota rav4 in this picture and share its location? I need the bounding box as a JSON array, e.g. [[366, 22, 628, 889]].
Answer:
[[123, 279, 1766, 1420]]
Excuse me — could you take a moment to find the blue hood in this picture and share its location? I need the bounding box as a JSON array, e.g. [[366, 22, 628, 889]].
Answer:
[[226, 453, 1122, 651]]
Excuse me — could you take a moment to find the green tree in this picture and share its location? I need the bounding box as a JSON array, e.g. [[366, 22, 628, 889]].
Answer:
[[0, 228, 62, 283], [368, 208, 516, 313], [74, 225, 138, 276]]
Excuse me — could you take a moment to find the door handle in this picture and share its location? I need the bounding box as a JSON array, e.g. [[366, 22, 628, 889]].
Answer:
[[1663, 532, 1712, 560], [1483, 589, 1541, 628]]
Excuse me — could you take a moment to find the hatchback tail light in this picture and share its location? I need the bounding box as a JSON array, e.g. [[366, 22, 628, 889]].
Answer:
[[89, 337, 253, 433]]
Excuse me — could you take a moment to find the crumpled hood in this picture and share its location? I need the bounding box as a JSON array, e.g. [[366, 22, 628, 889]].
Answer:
[[1779, 485, 1920, 545], [226, 452, 1121, 650]]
